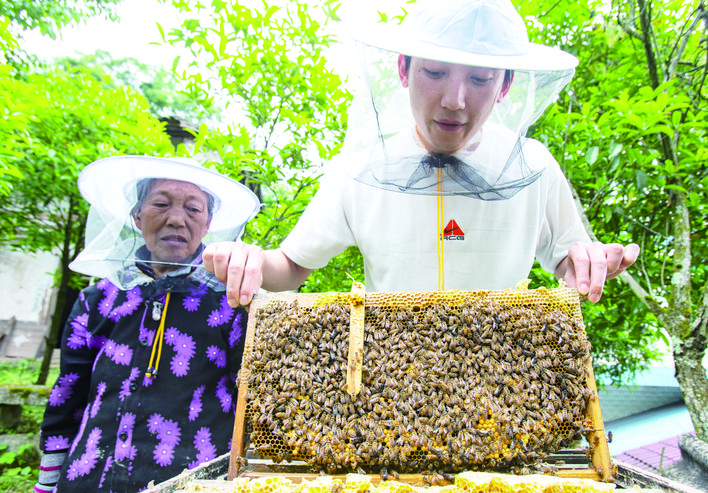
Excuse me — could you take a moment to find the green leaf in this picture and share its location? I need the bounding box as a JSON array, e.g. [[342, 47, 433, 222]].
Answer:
[[609, 155, 621, 174], [671, 109, 682, 127], [635, 170, 647, 190], [608, 142, 623, 160], [645, 124, 674, 137], [586, 146, 599, 165], [665, 184, 687, 193], [625, 112, 645, 128], [156, 22, 166, 42]]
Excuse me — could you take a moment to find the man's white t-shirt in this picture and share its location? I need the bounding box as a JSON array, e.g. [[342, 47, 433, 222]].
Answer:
[[281, 133, 590, 292]]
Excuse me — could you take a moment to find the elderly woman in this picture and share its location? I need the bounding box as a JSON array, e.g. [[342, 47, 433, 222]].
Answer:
[[35, 156, 260, 492]]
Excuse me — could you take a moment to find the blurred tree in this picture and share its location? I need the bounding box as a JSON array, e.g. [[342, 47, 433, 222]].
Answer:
[[520, 0, 707, 439], [59, 50, 208, 123], [0, 0, 129, 194], [0, 0, 121, 38], [0, 64, 26, 195], [0, 0, 123, 67], [165, 0, 360, 291], [0, 65, 172, 384], [0, 0, 203, 385]]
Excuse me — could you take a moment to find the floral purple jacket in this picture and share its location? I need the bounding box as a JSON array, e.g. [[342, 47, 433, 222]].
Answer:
[[39, 277, 247, 492]]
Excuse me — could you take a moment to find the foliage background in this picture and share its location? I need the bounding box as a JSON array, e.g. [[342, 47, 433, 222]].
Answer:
[[160, 0, 708, 438], [519, 0, 707, 438], [164, 0, 361, 291], [0, 0, 706, 467]]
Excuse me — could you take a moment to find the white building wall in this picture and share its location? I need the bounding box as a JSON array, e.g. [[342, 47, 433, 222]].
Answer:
[[0, 249, 59, 324]]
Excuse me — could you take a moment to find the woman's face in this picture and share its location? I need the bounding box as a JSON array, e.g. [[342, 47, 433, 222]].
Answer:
[[133, 179, 211, 275]]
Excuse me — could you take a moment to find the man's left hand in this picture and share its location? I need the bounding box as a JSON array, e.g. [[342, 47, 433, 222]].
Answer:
[[556, 242, 640, 303]]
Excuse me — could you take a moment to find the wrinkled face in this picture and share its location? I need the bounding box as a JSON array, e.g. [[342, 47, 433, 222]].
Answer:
[[134, 179, 211, 275], [399, 56, 509, 154]]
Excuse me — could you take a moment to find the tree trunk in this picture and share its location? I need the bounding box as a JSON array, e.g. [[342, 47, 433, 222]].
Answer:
[[35, 198, 75, 385], [630, 0, 708, 443], [673, 325, 708, 441], [35, 261, 71, 385]]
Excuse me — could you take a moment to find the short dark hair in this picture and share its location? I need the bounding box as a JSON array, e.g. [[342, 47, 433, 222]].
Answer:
[[402, 55, 513, 87], [130, 178, 215, 220]]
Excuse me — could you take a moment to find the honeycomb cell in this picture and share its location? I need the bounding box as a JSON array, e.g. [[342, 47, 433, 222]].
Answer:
[[241, 288, 592, 474]]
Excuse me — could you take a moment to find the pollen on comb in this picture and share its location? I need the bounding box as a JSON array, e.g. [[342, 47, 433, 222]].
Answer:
[[246, 476, 293, 493], [294, 476, 344, 493]]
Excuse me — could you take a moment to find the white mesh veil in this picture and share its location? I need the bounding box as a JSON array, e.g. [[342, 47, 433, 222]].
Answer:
[[70, 156, 260, 291], [339, 0, 577, 199]]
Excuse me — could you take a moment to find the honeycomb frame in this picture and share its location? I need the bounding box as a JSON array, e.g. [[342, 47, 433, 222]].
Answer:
[[228, 287, 614, 483]]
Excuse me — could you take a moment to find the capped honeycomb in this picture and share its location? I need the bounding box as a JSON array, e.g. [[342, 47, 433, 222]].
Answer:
[[176, 472, 615, 493], [241, 288, 594, 474]]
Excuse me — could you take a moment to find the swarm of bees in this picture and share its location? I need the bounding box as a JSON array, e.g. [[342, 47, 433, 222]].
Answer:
[[242, 290, 593, 474]]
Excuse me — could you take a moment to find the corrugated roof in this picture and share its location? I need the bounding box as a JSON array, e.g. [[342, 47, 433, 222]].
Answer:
[[615, 434, 687, 474], [607, 402, 695, 456], [597, 365, 683, 422]]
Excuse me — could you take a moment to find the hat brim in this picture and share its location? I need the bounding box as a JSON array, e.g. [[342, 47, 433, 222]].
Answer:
[[350, 23, 578, 72], [78, 155, 260, 233]]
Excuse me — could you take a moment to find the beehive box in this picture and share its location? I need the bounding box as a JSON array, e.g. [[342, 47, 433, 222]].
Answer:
[[147, 452, 704, 492], [227, 283, 614, 485], [165, 469, 623, 493]]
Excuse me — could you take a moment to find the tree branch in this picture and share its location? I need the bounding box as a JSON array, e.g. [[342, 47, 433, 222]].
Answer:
[[616, 0, 644, 42], [540, 0, 564, 17], [667, 4, 705, 80], [695, 7, 708, 104], [258, 176, 318, 245], [636, 0, 660, 88], [619, 270, 665, 319], [263, 95, 285, 150], [568, 180, 665, 317], [635, 0, 681, 174], [660, 217, 671, 291], [669, 189, 693, 322], [638, 230, 654, 294], [695, 281, 708, 341]]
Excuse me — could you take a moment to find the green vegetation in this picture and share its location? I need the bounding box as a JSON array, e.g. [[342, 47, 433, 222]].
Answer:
[[0, 360, 57, 492], [0, 443, 39, 493], [0, 359, 55, 386], [164, 0, 358, 292], [520, 0, 707, 439], [1, 0, 177, 385], [0, 0, 705, 449]]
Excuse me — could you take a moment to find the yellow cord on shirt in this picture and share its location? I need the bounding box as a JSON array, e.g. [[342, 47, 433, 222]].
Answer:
[[437, 167, 445, 291], [414, 125, 446, 291], [146, 292, 171, 379]]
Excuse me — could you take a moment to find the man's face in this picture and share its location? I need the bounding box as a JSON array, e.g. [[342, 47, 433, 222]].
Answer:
[[134, 179, 211, 274], [399, 56, 509, 154]]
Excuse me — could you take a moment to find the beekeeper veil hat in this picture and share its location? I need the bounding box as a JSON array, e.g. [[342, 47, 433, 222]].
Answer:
[[70, 156, 260, 291], [340, 0, 578, 199]]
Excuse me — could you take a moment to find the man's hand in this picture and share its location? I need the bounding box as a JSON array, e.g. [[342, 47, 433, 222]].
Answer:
[[203, 242, 314, 307], [555, 242, 640, 303], [203, 242, 265, 307]]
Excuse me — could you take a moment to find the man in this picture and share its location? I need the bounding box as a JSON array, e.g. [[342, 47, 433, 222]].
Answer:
[[204, 0, 638, 306]]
